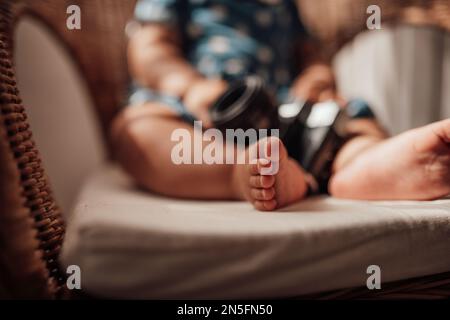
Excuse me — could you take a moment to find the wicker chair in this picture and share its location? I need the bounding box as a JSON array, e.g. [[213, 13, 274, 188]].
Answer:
[[0, 0, 449, 299]]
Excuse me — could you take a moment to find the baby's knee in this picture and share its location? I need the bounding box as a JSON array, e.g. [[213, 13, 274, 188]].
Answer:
[[110, 105, 162, 173], [110, 103, 169, 149]]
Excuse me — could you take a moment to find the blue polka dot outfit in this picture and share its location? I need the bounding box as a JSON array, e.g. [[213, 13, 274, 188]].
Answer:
[[129, 0, 308, 122]]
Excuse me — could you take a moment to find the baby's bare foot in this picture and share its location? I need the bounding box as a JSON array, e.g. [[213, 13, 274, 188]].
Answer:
[[233, 137, 308, 211], [330, 119, 450, 200]]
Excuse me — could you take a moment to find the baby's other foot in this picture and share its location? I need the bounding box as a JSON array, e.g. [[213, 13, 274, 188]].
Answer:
[[330, 119, 450, 200], [233, 136, 308, 211]]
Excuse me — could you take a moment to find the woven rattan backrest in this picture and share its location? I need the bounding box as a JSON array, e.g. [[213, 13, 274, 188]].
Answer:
[[24, 0, 137, 143]]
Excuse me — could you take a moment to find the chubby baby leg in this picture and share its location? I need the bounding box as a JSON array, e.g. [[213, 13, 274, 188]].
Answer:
[[330, 119, 450, 200]]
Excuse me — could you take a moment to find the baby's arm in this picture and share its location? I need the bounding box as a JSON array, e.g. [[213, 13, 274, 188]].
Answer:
[[128, 24, 198, 97], [128, 24, 227, 124], [289, 63, 336, 103], [289, 37, 337, 102]]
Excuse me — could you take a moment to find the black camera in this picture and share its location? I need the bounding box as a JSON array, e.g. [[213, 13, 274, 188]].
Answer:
[[210, 76, 351, 193]]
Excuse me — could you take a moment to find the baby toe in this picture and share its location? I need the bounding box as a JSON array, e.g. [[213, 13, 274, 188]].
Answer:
[[254, 199, 277, 211], [257, 159, 272, 172], [248, 159, 271, 176], [249, 175, 275, 188], [251, 187, 275, 201]]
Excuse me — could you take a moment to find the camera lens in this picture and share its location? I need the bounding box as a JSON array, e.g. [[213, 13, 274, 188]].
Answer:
[[210, 76, 279, 132]]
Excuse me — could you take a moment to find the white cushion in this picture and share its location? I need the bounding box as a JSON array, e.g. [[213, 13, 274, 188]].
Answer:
[[61, 164, 450, 299]]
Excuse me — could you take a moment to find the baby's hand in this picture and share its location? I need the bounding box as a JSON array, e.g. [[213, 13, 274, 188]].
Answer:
[[183, 78, 228, 127], [290, 64, 336, 103]]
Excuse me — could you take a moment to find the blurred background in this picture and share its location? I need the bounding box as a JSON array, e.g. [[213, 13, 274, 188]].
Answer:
[[13, 0, 450, 213]]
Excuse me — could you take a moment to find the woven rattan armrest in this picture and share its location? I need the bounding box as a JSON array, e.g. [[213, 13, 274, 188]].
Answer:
[[0, 1, 66, 299]]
